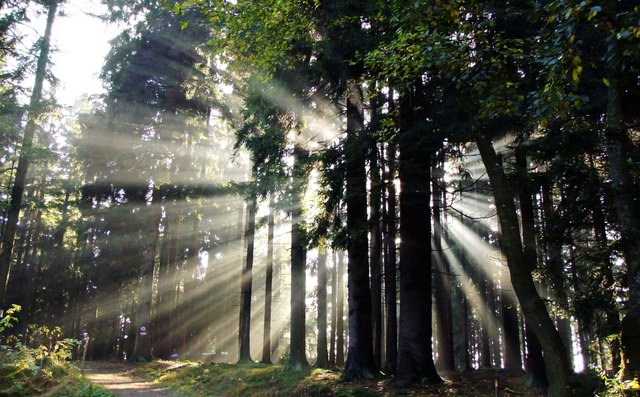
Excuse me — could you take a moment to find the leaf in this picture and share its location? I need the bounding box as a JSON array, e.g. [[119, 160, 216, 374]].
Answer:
[[602, 78, 610, 86], [572, 65, 582, 82]]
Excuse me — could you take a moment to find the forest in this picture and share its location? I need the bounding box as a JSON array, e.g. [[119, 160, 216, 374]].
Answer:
[[1, 0, 639, 396]]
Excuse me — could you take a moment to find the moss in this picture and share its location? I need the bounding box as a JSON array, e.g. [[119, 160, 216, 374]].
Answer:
[[132, 360, 539, 397]]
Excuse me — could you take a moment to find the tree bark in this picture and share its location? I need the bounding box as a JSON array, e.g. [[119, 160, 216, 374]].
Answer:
[[288, 147, 309, 370], [368, 90, 383, 369], [329, 251, 337, 366], [433, 161, 455, 372], [475, 132, 570, 397], [369, 145, 383, 369], [133, 191, 161, 361], [153, 190, 181, 358], [539, 179, 573, 368], [384, 141, 398, 375], [336, 250, 345, 366], [316, 249, 329, 368], [342, 78, 378, 380], [261, 195, 275, 364], [601, 14, 640, 376], [396, 87, 441, 385], [238, 191, 257, 362]]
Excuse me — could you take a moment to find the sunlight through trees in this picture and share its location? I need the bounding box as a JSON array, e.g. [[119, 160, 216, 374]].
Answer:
[[1, 1, 639, 396]]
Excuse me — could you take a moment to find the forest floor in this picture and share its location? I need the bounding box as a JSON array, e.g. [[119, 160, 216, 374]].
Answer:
[[79, 360, 567, 397]]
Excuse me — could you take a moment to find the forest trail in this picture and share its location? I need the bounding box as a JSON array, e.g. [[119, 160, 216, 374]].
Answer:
[[82, 361, 180, 397]]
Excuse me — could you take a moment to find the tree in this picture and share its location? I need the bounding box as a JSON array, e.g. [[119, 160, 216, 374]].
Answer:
[[315, 248, 329, 368], [238, 185, 257, 362], [0, 0, 58, 305], [261, 195, 275, 364], [395, 83, 441, 385], [288, 146, 310, 370]]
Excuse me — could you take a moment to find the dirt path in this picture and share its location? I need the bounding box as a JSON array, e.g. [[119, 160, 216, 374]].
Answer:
[[83, 361, 181, 397]]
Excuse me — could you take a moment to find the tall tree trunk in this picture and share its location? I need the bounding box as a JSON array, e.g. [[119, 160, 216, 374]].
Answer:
[[433, 161, 455, 372], [589, 177, 621, 372], [368, 90, 383, 369], [601, 3, 640, 375], [501, 284, 522, 373], [396, 86, 441, 385], [133, 193, 162, 361], [540, 179, 573, 368], [153, 191, 181, 358], [342, 78, 378, 380], [384, 141, 398, 375], [524, 323, 548, 389], [516, 154, 547, 387], [475, 132, 570, 396], [0, 1, 57, 305], [261, 195, 275, 364], [462, 293, 473, 371], [239, 191, 257, 362], [336, 250, 346, 366], [288, 147, 309, 370], [329, 251, 337, 366], [316, 249, 329, 368], [497, 153, 523, 374], [479, 275, 493, 368]]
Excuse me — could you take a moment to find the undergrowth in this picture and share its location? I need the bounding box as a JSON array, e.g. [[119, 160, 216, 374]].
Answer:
[[132, 361, 383, 397], [0, 304, 113, 397], [130, 361, 532, 397]]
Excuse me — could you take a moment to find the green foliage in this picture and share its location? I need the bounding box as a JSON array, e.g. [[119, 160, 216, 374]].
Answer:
[[23, 324, 80, 365], [123, 360, 537, 396], [0, 312, 82, 396], [0, 304, 21, 334], [51, 380, 116, 397], [596, 369, 640, 397]]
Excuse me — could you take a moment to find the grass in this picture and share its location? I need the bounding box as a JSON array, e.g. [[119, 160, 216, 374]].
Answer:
[[129, 361, 383, 397], [0, 356, 114, 397], [127, 361, 548, 397]]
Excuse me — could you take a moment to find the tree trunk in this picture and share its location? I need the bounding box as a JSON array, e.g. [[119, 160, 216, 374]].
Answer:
[[524, 323, 548, 389], [261, 195, 275, 364], [368, 90, 383, 369], [462, 293, 473, 371], [589, 176, 621, 372], [288, 147, 309, 370], [342, 78, 378, 380], [0, 0, 57, 305], [384, 141, 398, 375], [600, 11, 640, 375], [369, 145, 383, 369], [239, 191, 257, 362], [330, 251, 337, 366], [316, 249, 329, 368], [475, 132, 570, 397], [499, 152, 524, 374], [132, 191, 161, 361], [336, 250, 346, 367], [501, 285, 522, 373], [396, 87, 441, 385], [539, 179, 573, 368], [479, 275, 493, 368], [153, 191, 181, 358], [433, 161, 455, 372]]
